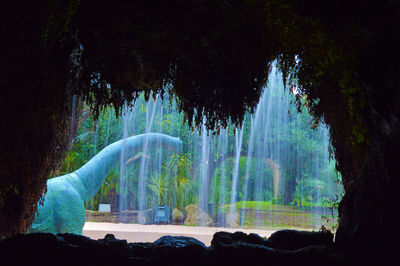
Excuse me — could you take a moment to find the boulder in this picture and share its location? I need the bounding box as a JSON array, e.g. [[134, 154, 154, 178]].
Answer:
[[85, 210, 112, 222], [153, 235, 206, 249], [137, 208, 155, 224], [119, 209, 154, 224], [211, 231, 272, 247], [268, 229, 334, 250], [142, 236, 208, 265], [225, 212, 239, 228], [137, 211, 147, 224], [172, 208, 185, 223], [184, 204, 213, 226]]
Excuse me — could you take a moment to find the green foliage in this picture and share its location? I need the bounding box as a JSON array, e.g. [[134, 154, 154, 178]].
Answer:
[[168, 154, 193, 210], [147, 154, 193, 209], [292, 178, 332, 208], [58, 151, 81, 176], [147, 174, 168, 205], [225, 201, 273, 211]]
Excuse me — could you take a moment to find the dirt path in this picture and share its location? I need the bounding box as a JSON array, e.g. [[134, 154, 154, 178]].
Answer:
[[83, 222, 278, 246]]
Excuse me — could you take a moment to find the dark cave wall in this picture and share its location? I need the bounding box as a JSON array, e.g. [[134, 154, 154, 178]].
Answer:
[[335, 51, 400, 247], [277, 0, 400, 248], [0, 1, 78, 236], [334, 2, 400, 245]]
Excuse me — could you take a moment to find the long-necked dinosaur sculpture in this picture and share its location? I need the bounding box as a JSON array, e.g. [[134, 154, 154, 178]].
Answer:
[[30, 133, 182, 234]]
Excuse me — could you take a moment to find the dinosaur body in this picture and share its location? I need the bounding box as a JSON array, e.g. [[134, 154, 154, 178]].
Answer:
[[30, 133, 182, 234]]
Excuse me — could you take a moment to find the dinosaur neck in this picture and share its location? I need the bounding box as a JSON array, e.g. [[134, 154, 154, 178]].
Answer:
[[72, 133, 181, 202]]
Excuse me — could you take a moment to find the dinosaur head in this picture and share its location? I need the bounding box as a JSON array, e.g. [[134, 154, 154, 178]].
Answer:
[[136, 133, 182, 154], [162, 135, 182, 154]]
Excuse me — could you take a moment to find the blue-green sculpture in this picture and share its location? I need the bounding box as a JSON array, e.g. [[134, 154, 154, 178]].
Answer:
[[30, 133, 182, 234]]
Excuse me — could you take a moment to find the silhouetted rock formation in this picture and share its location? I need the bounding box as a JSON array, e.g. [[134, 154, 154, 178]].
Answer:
[[0, 230, 355, 266]]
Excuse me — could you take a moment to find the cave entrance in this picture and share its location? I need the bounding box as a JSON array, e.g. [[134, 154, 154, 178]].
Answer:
[[55, 67, 343, 245]]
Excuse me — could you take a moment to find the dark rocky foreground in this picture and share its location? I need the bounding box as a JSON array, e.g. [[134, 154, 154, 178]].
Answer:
[[0, 230, 390, 266]]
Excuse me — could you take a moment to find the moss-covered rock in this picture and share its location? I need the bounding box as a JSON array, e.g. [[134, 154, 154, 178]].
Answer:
[[184, 204, 213, 227], [172, 208, 185, 223]]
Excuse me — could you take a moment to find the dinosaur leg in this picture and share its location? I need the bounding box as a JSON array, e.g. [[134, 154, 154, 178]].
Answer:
[[53, 183, 86, 234]]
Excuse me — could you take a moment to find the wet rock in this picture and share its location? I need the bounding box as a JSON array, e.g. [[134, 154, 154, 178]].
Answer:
[[209, 240, 279, 266], [209, 231, 281, 265], [0, 231, 348, 266], [268, 229, 334, 250], [150, 236, 208, 265], [153, 235, 206, 249], [209, 231, 343, 266], [184, 204, 213, 226], [211, 231, 272, 248]]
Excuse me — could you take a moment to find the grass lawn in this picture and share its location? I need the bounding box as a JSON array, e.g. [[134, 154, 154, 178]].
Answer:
[[223, 201, 274, 211], [221, 201, 338, 231]]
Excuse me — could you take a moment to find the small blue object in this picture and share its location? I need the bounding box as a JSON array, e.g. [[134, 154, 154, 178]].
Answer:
[[98, 204, 111, 212], [154, 205, 171, 224]]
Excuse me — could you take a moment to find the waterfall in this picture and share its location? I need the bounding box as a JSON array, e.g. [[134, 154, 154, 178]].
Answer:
[[119, 106, 130, 222], [77, 67, 341, 230], [228, 126, 244, 225], [137, 94, 159, 222], [199, 119, 210, 217], [216, 129, 228, 226]]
